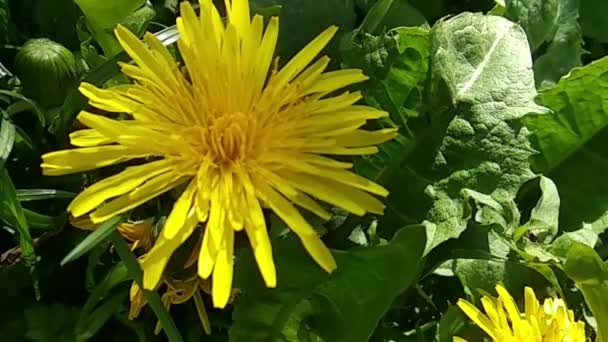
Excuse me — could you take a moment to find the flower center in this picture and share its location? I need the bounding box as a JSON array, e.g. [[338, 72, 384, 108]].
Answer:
[[186, 112, 260, 170]]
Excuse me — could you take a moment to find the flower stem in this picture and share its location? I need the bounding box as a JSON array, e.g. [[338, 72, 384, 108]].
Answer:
[[110, 231, 184, 342]]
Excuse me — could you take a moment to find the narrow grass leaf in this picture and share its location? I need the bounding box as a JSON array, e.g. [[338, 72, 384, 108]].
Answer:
[[16, 189, 76, 202], [0, 168, 38, 297], [61, 214, 124, 265], [110, 232, 183, 342], [0, 111, 15, 170]]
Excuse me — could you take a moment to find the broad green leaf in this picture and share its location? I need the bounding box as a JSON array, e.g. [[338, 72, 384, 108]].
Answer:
[[579, 0, 608, 43], [61, 215, 125, 265], [502, 0, 583, 88], [385, 13, 547, 253], [230, 226, 426, 342], [549, 210, 608, 258], [0, 168, 37, 297], [121, 4, 156, 38], [74, 0, 146, 56], [523, 57, 608, 228], [435, 305, 467, 342], [344, 27, 430, 183], [531, 0, 582, 88], [328, 26, 430, 244], [451, 180, 564, 299], [25, 303, 80, 342], [503, 0, 560, 50], [358, 0, 428, 34], [563, 242, 608, 342], [251, 0, 356, 59], [429, 13, 547, 120], [0, 111, 15, 170], [342, 27, 430, 127]]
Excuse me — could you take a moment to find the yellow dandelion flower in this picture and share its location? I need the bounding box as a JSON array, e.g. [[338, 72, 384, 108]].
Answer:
[[41, 0, 395, 308], [456, 284, 586, 342]]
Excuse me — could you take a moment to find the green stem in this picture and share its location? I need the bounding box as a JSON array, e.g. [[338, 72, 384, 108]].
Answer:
[[110, 232, 184, 342]]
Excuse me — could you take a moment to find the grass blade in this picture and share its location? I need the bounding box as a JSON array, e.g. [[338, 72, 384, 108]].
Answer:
[[0, 111, 15, 170], [0, 90, 45, 126], [110, 231, 184, 342], [16, 189, 76, 201], [0, 168, 39, 298], [23, 209, 65, 230], [61, 215, 124, 265]]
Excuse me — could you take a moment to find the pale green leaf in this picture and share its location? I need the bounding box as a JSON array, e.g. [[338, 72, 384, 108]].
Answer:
[[412, 12, 547, 252], [503, 0, 583, 88]]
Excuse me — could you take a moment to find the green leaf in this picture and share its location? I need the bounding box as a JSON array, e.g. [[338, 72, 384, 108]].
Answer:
[[502, 0, 583, 88], [61, 215, 125, 265], [230, 225, 426, 342], [445, 179, 565, 299], [77, 289, 128, 340], [347, 27, 430, 185], [358, 0, 396, 33], [79, 263, 129, 320], [25, 303, 80, 342], [531, 0, 583, 88], [563, 242, 608, 342], [386, 12, 547, 253], [503, 0, 561, 50], [579, 0, 608, 43], [358, 0, 428, 34], [520, 176, 560, 242], [23, 209, 65, 230], [523, 57, 608, 228], [549, 209, 608, 258], [16, 189, 76, 202], [251, 0, 357, 59], [0, 111, 15, 170], [0, 90, 45, 126], [342, 27, 431, 126], [435, 305, 467, 342], [328, 27, 430, 244], [13, 125, 34, 151], [74, 0, 146, 56], [0, 168, 38, 297], [121, 4, 156, 38]]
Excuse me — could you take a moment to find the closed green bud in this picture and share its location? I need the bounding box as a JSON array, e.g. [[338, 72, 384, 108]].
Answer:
[[15, 38, 78, 107]]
